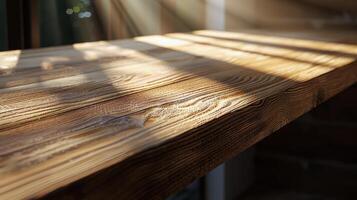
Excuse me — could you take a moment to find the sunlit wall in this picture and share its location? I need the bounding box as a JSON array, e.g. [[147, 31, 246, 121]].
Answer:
[[227, 0, 357, 29]]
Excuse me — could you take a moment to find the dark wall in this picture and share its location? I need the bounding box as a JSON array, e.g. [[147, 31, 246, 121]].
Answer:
[[249, 85, 357, 199], [0, 0, 7, 50]]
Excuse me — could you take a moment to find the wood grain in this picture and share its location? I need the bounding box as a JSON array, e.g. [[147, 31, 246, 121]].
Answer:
[[0, 30, 356, 200]]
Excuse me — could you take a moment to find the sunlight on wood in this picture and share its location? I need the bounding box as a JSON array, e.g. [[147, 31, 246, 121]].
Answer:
[[0, 30, 356, 200], [136, 34, 355, 82], [169, 33, 352, 67], [195, 30, 357, 57]]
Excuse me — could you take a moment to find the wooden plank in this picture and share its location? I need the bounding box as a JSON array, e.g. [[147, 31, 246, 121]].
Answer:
[[0, 30, 356, 199]]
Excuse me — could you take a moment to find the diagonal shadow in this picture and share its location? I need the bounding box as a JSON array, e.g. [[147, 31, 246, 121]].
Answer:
[[194, 31, 357, 59], [4, 30, 356, 133], [1, 29, 357, 200], [166, 33, 353, 68], [0, 43, 130, 131]]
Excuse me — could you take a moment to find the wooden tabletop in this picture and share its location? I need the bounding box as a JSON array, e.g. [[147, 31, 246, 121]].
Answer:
[[0, 30, 356, 200]]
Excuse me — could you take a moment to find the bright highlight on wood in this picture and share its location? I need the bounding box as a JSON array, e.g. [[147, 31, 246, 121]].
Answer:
[[0, 30, 356, 200]]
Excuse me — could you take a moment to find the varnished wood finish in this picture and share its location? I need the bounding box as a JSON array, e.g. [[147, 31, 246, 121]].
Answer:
[[0, 30, 356, 200]]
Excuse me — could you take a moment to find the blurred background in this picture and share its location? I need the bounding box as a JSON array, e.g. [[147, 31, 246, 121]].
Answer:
[[1, 0, 357, 51], [1, 1, 357, 199]]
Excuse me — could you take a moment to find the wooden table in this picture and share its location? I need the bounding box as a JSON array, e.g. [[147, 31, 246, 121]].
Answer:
[[0, 30, 356, 200]]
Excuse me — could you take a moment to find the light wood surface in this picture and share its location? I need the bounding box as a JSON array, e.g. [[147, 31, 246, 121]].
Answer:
[[0, 30, 356, 200]]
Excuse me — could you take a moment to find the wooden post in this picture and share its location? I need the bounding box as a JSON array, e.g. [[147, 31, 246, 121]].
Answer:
[[160, 0, 177, 33], [28, 0, 40, 48]]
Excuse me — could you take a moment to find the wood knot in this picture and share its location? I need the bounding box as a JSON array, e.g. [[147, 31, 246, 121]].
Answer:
[[98, 115, 146, 131]]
